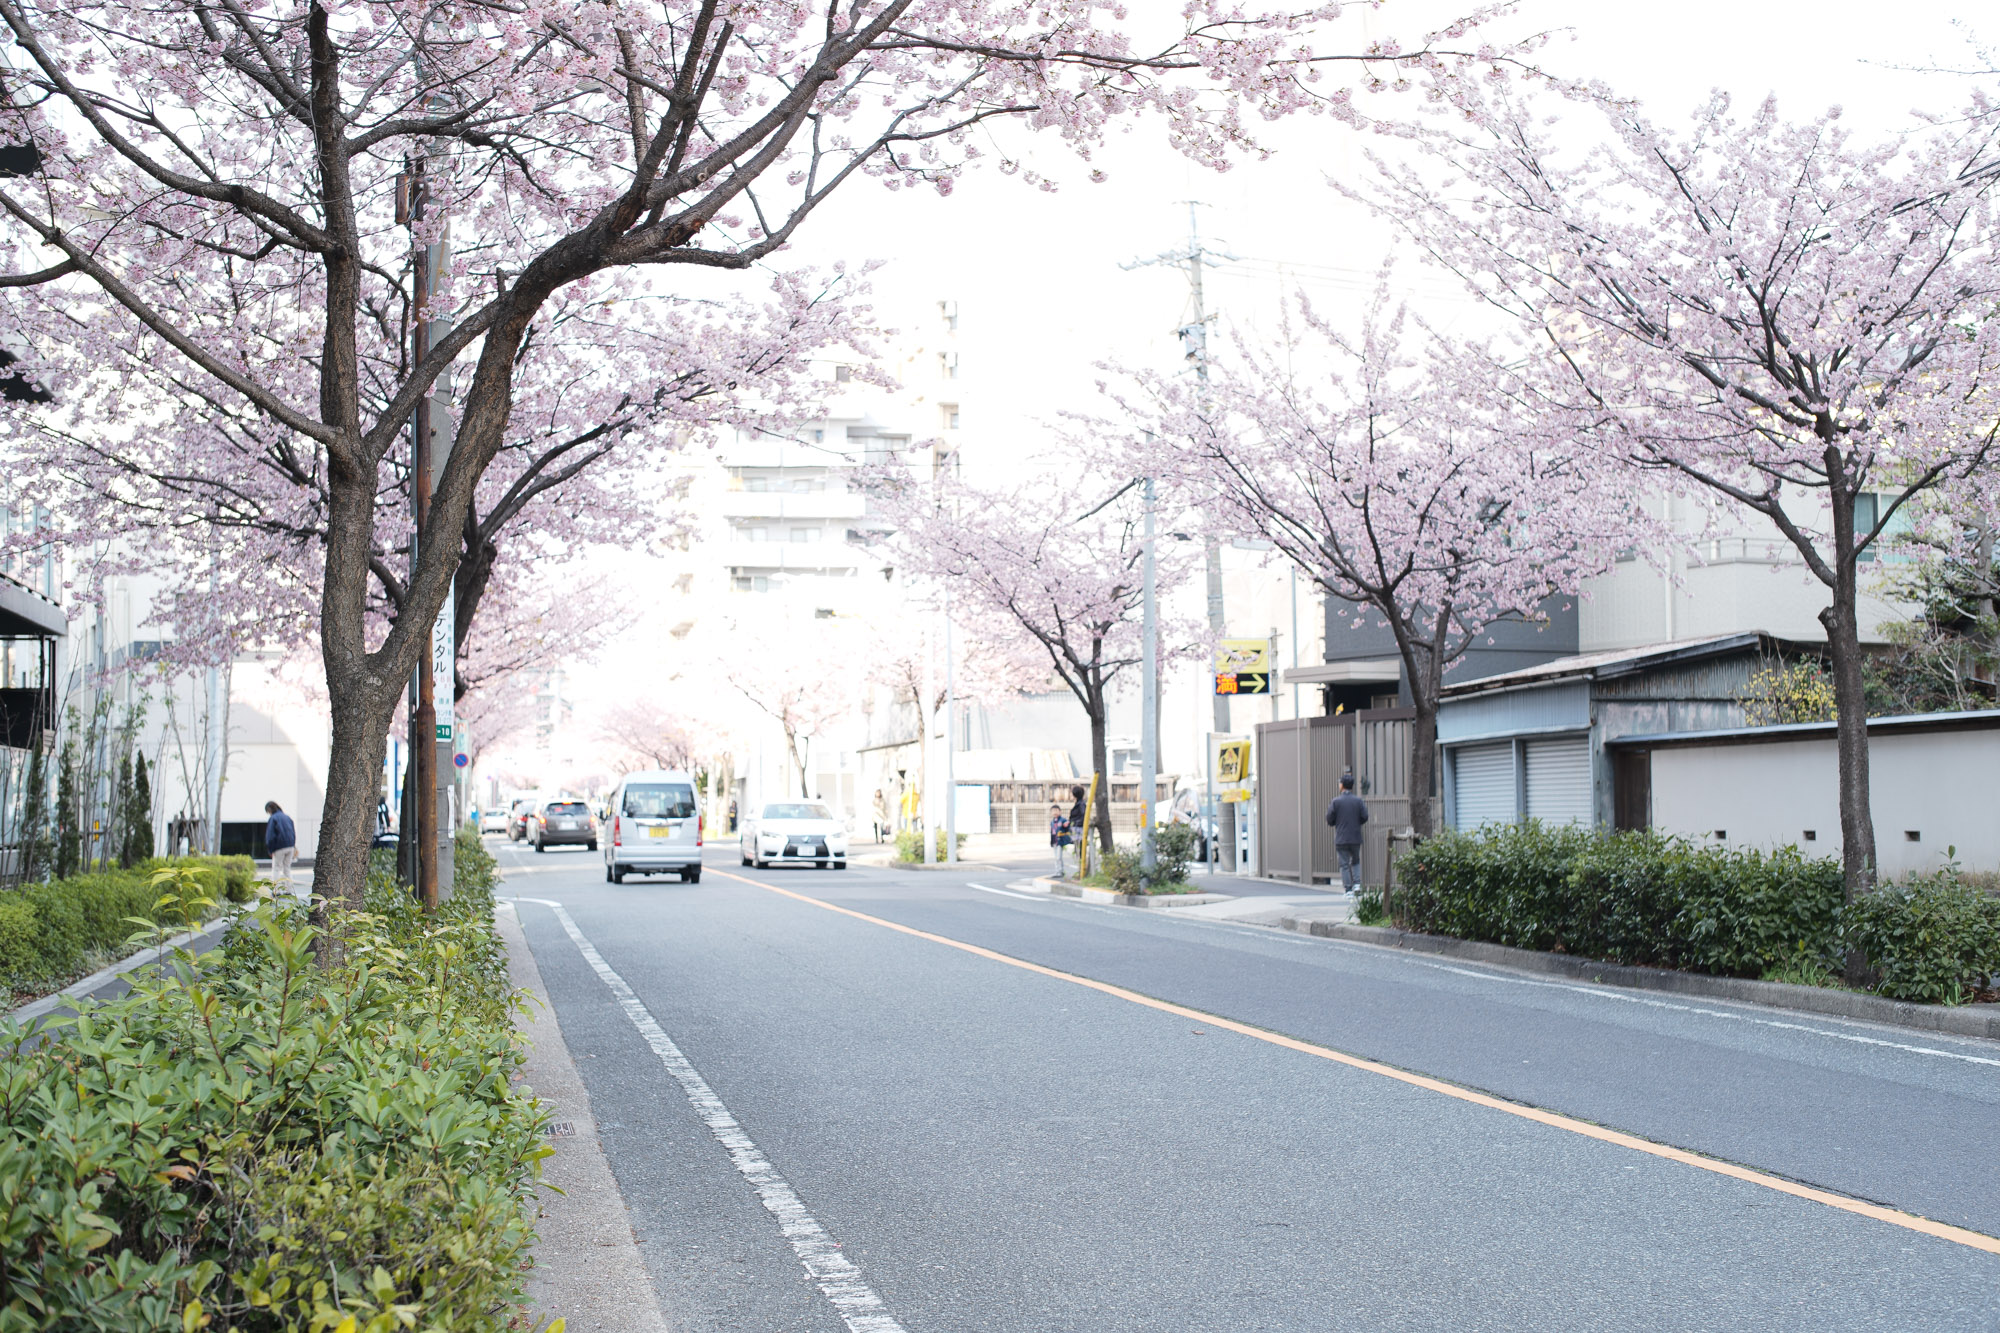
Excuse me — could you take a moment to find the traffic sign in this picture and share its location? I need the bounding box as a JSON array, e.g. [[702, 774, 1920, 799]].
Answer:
[[435, 723, 452, 740], [1213, 638, 1271, 674], [1214, 671, 1270, 696], [452, 751, 470, 769]]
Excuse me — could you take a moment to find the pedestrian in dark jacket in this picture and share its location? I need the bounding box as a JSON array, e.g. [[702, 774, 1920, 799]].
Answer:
[[1067, 784, 1087, 848], [264, 800, 298, 890], [1325, 774, 1368, 893], [1049, 804, 1074, 877]]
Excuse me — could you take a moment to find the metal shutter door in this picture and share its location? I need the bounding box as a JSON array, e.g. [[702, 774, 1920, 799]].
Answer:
[[1452, 742, 1516, 830], [1525, 736, 1592, 826]]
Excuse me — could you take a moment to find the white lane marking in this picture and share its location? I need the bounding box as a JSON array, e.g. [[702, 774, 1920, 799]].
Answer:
[[964, 882, 1046, 902], [542, 902, 907, 1333], [1090, 897, 2000, 1069], [1401, 956, 2000, 1069]]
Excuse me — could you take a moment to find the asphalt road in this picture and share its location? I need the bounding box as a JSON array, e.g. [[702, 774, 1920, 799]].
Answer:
[[497, 838, 2000, 1332]]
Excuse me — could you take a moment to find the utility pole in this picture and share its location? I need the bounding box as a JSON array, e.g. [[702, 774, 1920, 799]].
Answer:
[[922, 618, 936, 866], [1139, 474, 1158, 879], [1125, 202, 1231, 872], [944, 592, 957, 865], [402, 126, 455, 909]]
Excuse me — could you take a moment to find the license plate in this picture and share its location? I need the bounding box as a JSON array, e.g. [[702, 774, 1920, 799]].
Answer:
[[557, 820, 574, 829], [790, 842, 826, 856], [647, 826, 672, 839]]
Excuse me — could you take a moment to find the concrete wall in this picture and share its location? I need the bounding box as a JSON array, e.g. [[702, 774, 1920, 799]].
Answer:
[[1648, 728, 2000, 877]]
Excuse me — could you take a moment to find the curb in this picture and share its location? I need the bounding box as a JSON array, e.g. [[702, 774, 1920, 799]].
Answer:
[[7, 913, 241, 1026], [1280, 919, 2000, 1041], [1036, 876, 1236, 909], [498, 901, 671, 1333], [5, 879, 312, 1027]]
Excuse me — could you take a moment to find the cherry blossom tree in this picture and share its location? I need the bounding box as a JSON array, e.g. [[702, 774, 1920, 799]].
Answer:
[[595, 698, 699, 774], [0, 0, 1538, 913], [726, 622, 860, 801], [1367, 88, 2000, 897], [1122, 297, 1637, 835], [859, 596, 1046, 834], [880, 471, 1194, 853]]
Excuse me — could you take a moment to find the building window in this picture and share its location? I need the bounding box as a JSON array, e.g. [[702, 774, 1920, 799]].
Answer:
[[834, 366, 852, 383], [746, 476, 769, 493], [941, 403, 959, 431], [791, 527, 820, 543], [939, 299, 958, 331], [745, 526, 768, 542], [1854, 492, 1880, 562]]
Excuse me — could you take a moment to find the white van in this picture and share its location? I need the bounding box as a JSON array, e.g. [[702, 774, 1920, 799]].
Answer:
[[604, 769, 703, 883]]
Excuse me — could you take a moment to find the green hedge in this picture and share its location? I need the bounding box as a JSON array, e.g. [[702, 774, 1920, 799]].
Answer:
[[0, 855, 255, 1001], [1841, 871, 2000, 1004], [1393, 824, 2000, 1002], [0, 827, 548, 1331]]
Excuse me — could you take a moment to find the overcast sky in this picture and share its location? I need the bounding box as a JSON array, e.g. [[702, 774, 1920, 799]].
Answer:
[[769, 0, 1991, 465]]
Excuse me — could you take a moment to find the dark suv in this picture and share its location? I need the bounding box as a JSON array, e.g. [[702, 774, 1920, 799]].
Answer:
[[532, 798, 598, 853]]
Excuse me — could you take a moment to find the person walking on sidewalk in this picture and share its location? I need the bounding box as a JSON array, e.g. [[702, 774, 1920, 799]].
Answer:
[[264, 800, 297, 890], [1049, 803, 1075, 877], [1325, 774, 1368, 894]]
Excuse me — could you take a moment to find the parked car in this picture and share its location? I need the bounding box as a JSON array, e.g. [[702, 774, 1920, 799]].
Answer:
[[479, 807, 511, 835], [740, 801, 847, 870], [604, 770, 703, 883], [1155, 792, 1215, 863]]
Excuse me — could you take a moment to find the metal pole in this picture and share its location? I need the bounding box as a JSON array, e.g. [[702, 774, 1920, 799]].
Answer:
[[945, 594, 957, 865], [922, 619, 936, 865], [1140, 475, 1158, 879]]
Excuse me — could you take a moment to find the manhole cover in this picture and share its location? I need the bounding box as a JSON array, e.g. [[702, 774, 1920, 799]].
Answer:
[[544, 1121, 577, 1138]]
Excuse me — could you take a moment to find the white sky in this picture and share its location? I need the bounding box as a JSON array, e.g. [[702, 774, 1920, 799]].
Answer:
[[772, 0, 1990, 458], [546, 1, 1989, 753]]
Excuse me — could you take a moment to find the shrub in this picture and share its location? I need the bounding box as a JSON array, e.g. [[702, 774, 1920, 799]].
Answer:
[[1092, 833, 1197, 894], [0, 856, 247, 1001], [1154, 823, 1198, 887], [1394, 823, 1844, 977], [894, 828, 966, 863], [1394, 824, 2000, 1004], [0, 832, 546, 1330], [1353, 887, 1387, 927], [1841, 870, 2000, 1004]]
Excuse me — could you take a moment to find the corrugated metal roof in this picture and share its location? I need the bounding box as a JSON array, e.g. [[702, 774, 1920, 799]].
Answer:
[[1607, 709, 2000, 749], [1441, 632, 1772, 698]]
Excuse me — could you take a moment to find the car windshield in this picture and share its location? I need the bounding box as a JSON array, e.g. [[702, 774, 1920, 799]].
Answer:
[[546, 801, 588, 816], [623, 783, 696, 818], [762, 803, 831, 821]]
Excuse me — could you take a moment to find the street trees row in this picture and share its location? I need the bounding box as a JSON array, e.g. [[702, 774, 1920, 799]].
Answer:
[[0, 0, 1529, 915], [887, 83, 2000, 920]]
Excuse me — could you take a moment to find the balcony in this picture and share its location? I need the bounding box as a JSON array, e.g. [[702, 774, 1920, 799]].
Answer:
[[715, 489, 867, 521]]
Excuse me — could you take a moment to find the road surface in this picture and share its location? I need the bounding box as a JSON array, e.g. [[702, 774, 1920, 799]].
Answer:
[[496, 838, 2000, 1332]]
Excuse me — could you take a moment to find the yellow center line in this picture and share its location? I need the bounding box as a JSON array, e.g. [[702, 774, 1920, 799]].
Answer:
[[716, 867, 2000, 1258]]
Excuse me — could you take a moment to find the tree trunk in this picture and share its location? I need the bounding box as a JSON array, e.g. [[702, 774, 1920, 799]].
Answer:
[[1408, 690, 1440, 837], [1820, 595, 1877, 903], [310, 675, 394, 930], [1087, 689, 1113, 855]]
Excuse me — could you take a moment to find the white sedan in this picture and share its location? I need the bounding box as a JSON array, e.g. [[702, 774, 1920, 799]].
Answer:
[[740, 802, 849, 869]]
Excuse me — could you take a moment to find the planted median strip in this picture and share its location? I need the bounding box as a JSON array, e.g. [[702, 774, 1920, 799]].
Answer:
[[0, 830, 559, 1331]]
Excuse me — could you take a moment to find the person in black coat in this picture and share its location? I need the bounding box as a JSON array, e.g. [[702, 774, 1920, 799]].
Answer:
[[1324, 774, 1368, 893]]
